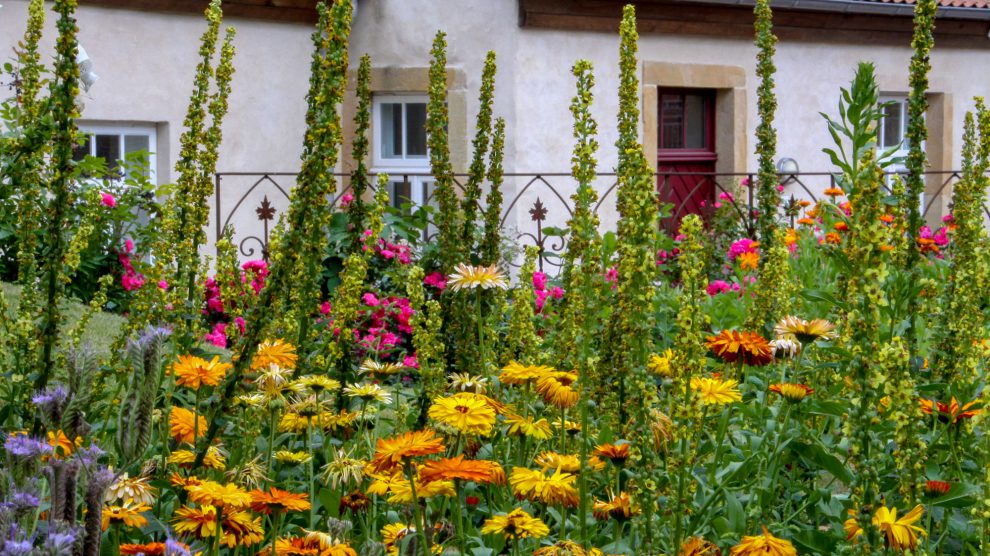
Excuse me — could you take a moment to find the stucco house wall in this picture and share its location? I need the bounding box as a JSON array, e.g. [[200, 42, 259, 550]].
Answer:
[[3, 0, 987, 257]]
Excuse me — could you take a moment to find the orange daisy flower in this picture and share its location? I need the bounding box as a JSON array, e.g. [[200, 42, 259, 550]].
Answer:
[[769, 383, 814, 403], [918, 397, 981, 424], [250, 487, 311, 514], [418, 455, 504, 484], [171, 355, 231, 390], [252, 339, 298, 370], [737, 251, 759, 271], [119, 543, 169, 556], [706, 330, 773, 366], [168, 407, 208, 444], [592, 442, 631, 465], [535, 370, 579, 409], [368, 430, 446, 473]]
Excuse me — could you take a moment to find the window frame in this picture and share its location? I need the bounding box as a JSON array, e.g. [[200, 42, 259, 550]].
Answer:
[[74, 122, 159, 184], [371, 93, 430, 169]]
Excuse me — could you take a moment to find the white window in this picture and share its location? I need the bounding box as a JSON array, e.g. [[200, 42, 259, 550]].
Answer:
[[371, 94, 434, 211], [72, 123, 157, 183], [878, 96, 924, 204]]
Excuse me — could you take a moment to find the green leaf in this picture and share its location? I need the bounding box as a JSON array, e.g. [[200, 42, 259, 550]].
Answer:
[[933, 483, 978, 508], [790, 441, 853, 484]]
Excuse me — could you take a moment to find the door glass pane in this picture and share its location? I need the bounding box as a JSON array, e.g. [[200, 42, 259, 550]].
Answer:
[[660, 95, 684, 149], [405, 103, 427, 157], [124, 135, 151, 179], [882, 103, 902, 149], [95, 134, 121, 173], [685, 94, 706, 149], [380, 103, 403, 158]]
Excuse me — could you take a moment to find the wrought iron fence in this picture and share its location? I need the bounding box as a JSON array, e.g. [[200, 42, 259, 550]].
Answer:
[[214, 170, 966, 273]]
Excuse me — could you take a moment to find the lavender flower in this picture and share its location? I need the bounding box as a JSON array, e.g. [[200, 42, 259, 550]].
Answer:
[[73, 445, 105, 467], [6, 490, 40, 514], [164, 538, 191, 556], [43, 525, 79, 556], [32, 385, 68, 411], [3, 434, 47, 459], [0, 539, 33, 556]]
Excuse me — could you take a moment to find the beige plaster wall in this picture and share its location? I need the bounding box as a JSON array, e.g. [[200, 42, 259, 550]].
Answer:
[[5, 0, 989, 256], [1, 0, 313, 255]]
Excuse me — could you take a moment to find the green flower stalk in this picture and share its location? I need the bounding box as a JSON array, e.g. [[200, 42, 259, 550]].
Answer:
[[323, 174, 388, 368], [35, 0, 81, 395], [669, 214, 707, 553], [841, 153, 888, 541], [480, 117, 506, 265], [905, 0, 936, 263], [284, 0, 352, 357], [406, 266, 447, 426], [162, 0, 224, 316], [754, 0, 780, 250], [559, 59, 602, 381], [193, 0, 355, 468], [461, 51, 497, 251], [502, 247, 541, 365], [428, 31, 462, 272], [346, 54, 372, 249], [608, 3, 659, 439], [12, 0, 47, 311], [931, 107, 989, 384], [879, 337, 927, 503]]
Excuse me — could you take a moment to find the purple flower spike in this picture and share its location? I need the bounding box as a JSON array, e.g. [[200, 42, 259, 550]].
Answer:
[[3, 434, 48, 459]]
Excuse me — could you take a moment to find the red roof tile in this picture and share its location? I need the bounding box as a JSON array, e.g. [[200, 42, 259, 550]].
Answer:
[[862, 0, 990, 8]]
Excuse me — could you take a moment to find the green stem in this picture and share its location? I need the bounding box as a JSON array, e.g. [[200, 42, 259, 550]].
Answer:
[[307, 416, 316, 529], [405, 463, 432, 556], [266, 408, 278, 487]]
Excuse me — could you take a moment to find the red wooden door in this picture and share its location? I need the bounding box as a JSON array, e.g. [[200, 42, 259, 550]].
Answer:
[[657, 89, 717, 232]]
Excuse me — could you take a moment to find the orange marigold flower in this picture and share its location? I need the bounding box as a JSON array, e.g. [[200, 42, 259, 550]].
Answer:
[[737, 251, 759, 271], [823, 187, 845, 197], [679, 537, 722, 556], [880, 213, 895, 224], [924, 480, 951, 498], [220, 510, 264, 548], [769, 383, 814, 403], [172, 505, 218, 538], [253, 339, 298, 371], [834, 221, 849, 232], [706, 330, 773, 366], [509, 467, 579, 507], [46, 430, 82, 459], [535, 370, 579, 409], [918, 397, 981, 424], [592, 491, 639, 522], [368, 430, 446, 473], [592, 442, 630, 465], [730, 526, 796, 556], [185, 480, 252, 509], [249, 487, 311, 514], [171, 355, 231, 390], [102, 500, 151, 530], [797, 217, 815, 226], [825, 232, 841, 244], [274, 536, 358, 556], [119, 543, 169, 556], [168, 407, 207, 445], [338, 491, 370, 514], [418, 455, 504, 484], [500, 361, 554, 386]]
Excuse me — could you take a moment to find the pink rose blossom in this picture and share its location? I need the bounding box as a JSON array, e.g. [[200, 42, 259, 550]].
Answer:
[[100, 192, 116, 207], [532, 271, 548, 291], [158, 280, 169, 290], [403, 354, 419, 369], [362, 293, 379, 307], [340, 193, 354, 207], [204, 323, 228, 348]]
